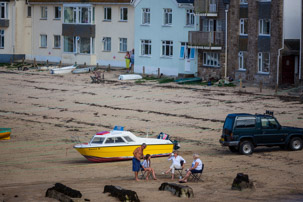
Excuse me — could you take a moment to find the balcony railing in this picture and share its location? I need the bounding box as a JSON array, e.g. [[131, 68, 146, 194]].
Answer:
[[194, 0, 218, 15], [188, 31, 223, 48]]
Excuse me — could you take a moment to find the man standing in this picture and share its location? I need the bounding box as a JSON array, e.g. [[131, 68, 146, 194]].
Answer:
[[133, 143, 147, 181]]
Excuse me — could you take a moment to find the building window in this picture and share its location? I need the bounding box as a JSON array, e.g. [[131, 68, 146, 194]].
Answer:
[[240, 18, 248, 35], [54, 35, 61, 48], [63, 36, 94, 54], [104, 7, 111, 21], [54, 7, 61, 19], [203, 52, 220, 67], [120, 7, 128, 21], [238, 51, 246, 70], [142, 8, 150, 25], [141, 40, 151, 56], [209, 0, 217, 12], [180, 42, 195, 59], [259, 19, 271, 35], [41, 6, 47, 19], [64, 6, 94, 24], [64, 36, 76, 53], [258, 52, 270, 73], [163, 8, 172, 25], [40, 35, 47, 48], [203, 19, 222, 32], [27, 6, 31, 18], [0, 3, 8, 19], [119, 38, 127, 52], [103, 37, 111, 51], [0, 30, 4, 48], [240, 0, 248, 4], [186, 9, 195, 26], [162, 41, 173, 57]]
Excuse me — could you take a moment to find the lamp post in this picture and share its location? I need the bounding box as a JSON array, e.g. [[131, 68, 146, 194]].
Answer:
[[223, 0, 230, 82]]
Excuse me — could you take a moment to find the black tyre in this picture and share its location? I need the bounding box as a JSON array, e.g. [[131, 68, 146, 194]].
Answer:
[[289, 137, 303, 151], [229, 146, 238, 153], [239, 141, 254, 155]]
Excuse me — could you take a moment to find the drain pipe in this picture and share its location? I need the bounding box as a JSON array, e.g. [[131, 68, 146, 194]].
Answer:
[[277, 2, 285, 88], [299, 0, 302, 81]]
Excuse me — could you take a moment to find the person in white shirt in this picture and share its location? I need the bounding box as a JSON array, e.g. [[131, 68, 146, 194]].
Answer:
[[179, 153, 203, 183], [141, 154, 157, 180], [163, 151, 186, 180]]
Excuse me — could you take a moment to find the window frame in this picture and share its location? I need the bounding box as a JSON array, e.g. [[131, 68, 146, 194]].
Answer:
[[41, 6, 48, 19], [53, 35, 61, 49], [120, 7, 128, 21], [0, 29, 4, 49], [259, 19, 271, 36], [0, 3, 8, 19], [27, 6, 32, 18], [63, 6, 94, 24], [119, 38, 127, 52], [142, 8, 150, 25], [258, 52, 270, 74], [163, 8, 172, 26], [161, 40, 173, 57], [141, 39, 152, 56], [103, 37, 111, 52], [186, 9, 195, 26], [238, 51, 246, 70], [239, 18, 248, 36], [40, 34, 47, 48], [104, 7, 111, 21], [240, 0, 248, 4], [54, 6, 61, 19], [203, 52, 220, 67]]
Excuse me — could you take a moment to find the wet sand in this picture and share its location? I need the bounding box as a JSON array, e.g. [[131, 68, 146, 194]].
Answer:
[[0, 67, 303, 201]]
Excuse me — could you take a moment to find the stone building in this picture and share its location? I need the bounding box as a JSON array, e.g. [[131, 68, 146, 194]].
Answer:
[[191, 0, 303, 87]]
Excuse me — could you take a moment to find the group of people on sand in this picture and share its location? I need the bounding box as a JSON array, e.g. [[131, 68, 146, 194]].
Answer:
[[132, 143, 204, 183]]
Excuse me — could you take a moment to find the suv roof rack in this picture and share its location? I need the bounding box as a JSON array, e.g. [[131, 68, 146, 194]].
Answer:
[[265, 110, 274, 116]]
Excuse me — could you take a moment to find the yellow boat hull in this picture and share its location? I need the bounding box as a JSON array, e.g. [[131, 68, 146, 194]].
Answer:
[[75, 144, 174, 162], [0, 132, 10, 140]]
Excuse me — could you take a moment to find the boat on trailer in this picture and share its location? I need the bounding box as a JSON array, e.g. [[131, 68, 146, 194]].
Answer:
[[73, 127, 174, 163], [50, 65, 76, 74], [0, 128, 11, 140]]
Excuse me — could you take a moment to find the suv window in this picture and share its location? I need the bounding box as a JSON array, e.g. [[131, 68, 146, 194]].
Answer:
[[261, 118, 279, 129], [235, 117, 256, 128], [224, 117, 234, 130]]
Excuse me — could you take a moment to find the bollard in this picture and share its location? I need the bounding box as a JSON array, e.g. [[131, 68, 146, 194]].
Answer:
[[158, 68, 160, 78], [59, 61, 62, 68], [143, 66, 145, 77], [34, 58, 37, 68], [259, 81, 263, 93]]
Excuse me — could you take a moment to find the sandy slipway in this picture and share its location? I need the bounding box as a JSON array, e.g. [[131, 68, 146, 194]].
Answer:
[[0, 67, 303, 202]]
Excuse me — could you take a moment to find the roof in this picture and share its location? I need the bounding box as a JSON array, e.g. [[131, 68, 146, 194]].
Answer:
[[176, 0, 194, 3], [227, 113, 275, 118], [28, 0, 131, 3]]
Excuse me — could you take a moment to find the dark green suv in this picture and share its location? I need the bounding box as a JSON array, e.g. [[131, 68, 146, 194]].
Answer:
[[219, 112, 303, 155]]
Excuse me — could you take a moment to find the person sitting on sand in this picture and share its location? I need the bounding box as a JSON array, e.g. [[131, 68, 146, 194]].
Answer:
[[163, 151, 186, 180], [141, 154, 157, 180], [133, 143, 147, 181], [179, 154, 203, 183]]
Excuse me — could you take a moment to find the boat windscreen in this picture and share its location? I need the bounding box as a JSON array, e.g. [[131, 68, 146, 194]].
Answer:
[[91, 137, 105, 144], [123, 136, 134, 142], [105, 137, 126, 144]]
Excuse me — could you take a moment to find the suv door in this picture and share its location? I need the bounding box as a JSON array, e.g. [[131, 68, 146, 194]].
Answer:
[[257, 117, 286, 144]]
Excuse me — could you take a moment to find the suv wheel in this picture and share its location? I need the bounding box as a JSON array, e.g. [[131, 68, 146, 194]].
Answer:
[[229, 146, 238, 153], [239, 141, 254, 155], [289, 137, 303, 151]]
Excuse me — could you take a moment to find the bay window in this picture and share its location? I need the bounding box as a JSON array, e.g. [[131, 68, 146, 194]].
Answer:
[[64, 6, 94, 24]]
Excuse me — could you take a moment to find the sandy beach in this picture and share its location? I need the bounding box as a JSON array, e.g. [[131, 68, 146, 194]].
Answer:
[[0, 67, 303, 201]]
